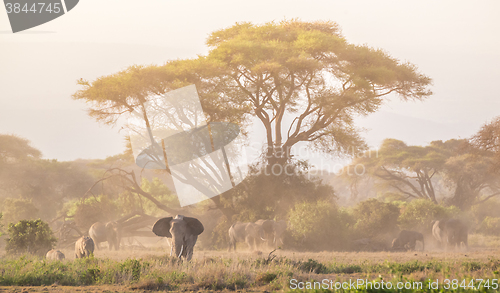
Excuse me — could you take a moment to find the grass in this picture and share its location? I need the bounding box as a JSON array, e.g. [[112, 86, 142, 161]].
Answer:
[[1, 249, 500, 292]]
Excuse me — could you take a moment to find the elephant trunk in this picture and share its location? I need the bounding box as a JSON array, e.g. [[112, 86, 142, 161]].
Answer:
[[173, 237, 184, 259]]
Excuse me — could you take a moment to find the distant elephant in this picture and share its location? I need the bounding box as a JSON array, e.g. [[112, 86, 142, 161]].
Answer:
[[89, 221, 121, 250], [273, 220, 287, 248], [46, 249, 65, 260], [228, 222, 265, 251], [152, 215, 204, 261], [255, 219, 275, 247], [75, 236, 95, 258], [432, 219, 468, 250], [391, 230, 424, 251]]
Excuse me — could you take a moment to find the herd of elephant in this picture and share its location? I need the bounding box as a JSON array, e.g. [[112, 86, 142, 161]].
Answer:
[[228, 219, 287, 252], [390, 219, 468, 251], [46, 220, 125, 260], [44, 216, 469, 261], [45, 215, 287, 261]]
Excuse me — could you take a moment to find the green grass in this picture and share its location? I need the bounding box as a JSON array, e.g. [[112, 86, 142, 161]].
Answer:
[[1, 254, 500, 292]]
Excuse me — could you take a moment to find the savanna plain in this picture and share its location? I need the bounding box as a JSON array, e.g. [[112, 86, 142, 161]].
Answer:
[[1, 235, 500, 293]]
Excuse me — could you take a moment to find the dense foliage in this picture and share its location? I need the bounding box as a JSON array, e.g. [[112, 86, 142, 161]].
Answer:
[[5, 219, 57, 256], [287, 200, 347, 251], [398, 199, 460, 232]]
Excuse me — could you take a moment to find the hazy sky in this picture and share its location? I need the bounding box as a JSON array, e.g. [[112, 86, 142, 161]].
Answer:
[[1, 0, 499, 162]]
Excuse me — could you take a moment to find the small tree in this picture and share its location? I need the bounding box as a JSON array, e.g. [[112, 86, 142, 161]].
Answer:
[[5, 219, 57, 255], [1, 198, 40, 225], [350, 198, 400, 239], [287, 200, 347, 251], [398, 199, 459, 232], [68, 195, 120, 230]]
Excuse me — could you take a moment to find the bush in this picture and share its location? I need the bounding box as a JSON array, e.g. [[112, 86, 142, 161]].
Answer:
[[0, 198, 39, 225], [117, 178, 178, 217], [350, 198, 400, 239], [287, 200, 347, 251], [67, 195, 119, 230], [398, 199, 460, 232], [470, 199, 500, 224], [5, 219, 57, 256], [477, 217, 500, 236]]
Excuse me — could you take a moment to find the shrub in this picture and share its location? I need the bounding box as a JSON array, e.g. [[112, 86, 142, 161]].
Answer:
[[477, 217, 500, 236], [470, 199, 500, 224], [398, 199, 459, 232], [67, 195, 119, 230], [5, 219, 57, 255], [0, 198, 39, 225], [350, 198, 400, 239], [287, 200, 347, 251]]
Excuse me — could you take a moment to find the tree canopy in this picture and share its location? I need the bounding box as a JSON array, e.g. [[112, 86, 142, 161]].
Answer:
[[350, 138, 500, 210], [73, 20, 432, 168]]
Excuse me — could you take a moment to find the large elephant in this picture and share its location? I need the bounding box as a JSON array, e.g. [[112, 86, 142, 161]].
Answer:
[[391, 230, 424, 251], [89, 221, 121, 250], [46, 249, 65, 260], [228, 222, 265, 251], [152, 215, 204, 261], [75, 236, 95, 258], [432, 219, 468, 250]]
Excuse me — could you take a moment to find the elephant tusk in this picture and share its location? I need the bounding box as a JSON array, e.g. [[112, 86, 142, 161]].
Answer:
[[170, 245, 173, 256], [178, 245, 184, 258]]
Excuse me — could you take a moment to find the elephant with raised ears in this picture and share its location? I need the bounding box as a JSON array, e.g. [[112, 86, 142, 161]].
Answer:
[[391, 230, 424, 251], [75, 236, 94, 258], [432, 219, 468, 250], [89, 221, 121, 250], [46, 249, 65, 261], [152, 215, 204, 261], [228, 222, 266, 252]]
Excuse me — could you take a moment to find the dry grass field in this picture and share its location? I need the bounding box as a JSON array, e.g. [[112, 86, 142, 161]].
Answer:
[[1, 234, 500, 292]]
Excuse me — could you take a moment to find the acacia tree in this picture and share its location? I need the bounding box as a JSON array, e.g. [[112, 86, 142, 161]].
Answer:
[[471, 116, 500, 169], [351, 139, 451, 203], [353, 138, 500, 209], [73, 20, 431, 210], [205, 21, 432, 166]]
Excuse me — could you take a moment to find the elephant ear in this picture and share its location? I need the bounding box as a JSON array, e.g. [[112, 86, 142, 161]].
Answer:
[[152, 217, 173, 238], [184, 217, 204, 236]]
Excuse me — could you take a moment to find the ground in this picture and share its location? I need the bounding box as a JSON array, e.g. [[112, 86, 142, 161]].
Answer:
[[0, 234, 499, 292]]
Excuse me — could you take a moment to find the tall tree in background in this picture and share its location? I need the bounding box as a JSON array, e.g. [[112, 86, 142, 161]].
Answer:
[[351, 138, 500, 210], [351, 139, 451, 203], [471, 116, 500, 168], [0, 134, 95, 221]]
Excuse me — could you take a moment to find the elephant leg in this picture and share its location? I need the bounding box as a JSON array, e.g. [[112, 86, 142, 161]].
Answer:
[[245, 236, 253, 250]]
